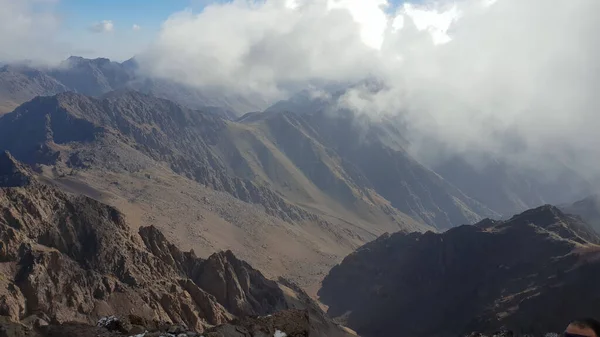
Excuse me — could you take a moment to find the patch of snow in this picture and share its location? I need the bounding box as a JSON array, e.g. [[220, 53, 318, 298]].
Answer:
[[274, 330, 287, 337]]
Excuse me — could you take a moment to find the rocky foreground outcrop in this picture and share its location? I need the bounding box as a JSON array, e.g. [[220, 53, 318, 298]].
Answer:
[[0, 151, 352, 336], [0, 309, 313, 337], [319, 205, 600, 337]]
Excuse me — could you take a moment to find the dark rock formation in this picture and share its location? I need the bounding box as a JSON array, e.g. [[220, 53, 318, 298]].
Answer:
[[319, 205, 600, 337]]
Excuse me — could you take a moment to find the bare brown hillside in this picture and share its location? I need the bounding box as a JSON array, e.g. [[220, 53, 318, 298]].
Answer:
[[0, 151, 353, 336]]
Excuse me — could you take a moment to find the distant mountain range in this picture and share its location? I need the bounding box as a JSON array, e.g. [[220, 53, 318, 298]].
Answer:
[[0, 56, 265, 117], [319, 205, 600, 337]]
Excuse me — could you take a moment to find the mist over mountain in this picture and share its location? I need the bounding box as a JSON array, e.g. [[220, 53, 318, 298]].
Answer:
[[128, 0, 600, 194], [264, 88, 592, 217]]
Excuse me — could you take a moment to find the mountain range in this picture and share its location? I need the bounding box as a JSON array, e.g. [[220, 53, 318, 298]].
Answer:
[[0, 56, 599, 336], [0, 57, 264, 117], [0, 78, 507, 292]]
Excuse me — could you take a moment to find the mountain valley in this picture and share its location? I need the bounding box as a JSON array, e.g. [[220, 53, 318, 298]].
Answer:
[[0, 56, 599, 337]]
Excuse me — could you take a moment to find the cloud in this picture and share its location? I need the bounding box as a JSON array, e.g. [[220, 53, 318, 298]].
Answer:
[[138, 0, 385, 100], [132, 24, 141, 31], [0, 2, 144, 62], [137, 0, 600, 182], [338, 0, 600, 172], [89, 20, 114, 33], [0, 0, 64, 62], [137, 0, 465, 99]]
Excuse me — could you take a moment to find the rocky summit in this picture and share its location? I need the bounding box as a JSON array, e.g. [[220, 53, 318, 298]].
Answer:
[[0, 152, 352, 336], [319, 205, 600, 337]]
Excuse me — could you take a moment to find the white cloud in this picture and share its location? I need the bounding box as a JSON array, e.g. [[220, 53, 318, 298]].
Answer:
[[132, 24, 141, 31], [138, 1, 381, 100], [89, 20, 114, 33], [0, 0, 63, 62], [0, 1, 147, 62], [402, 3, 459, 44], [137, 0, 465, 98], [137, 0, 600, 180], [339, 0, 600, 176], [326, 0, 389, 49]]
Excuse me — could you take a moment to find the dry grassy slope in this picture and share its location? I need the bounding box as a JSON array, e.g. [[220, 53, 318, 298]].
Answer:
[[214, 119, 422, 234], [32, 138, 406, 295], [242, 110, 496, 229], [43, 164, 376, 296]]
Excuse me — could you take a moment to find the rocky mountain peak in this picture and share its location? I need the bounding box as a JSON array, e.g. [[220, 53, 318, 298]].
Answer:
[[65, 55, 86, 63], [497, 204, 600, 245], [505, 204, 566, 226], [64, 56, 112, 68], [0, 151, 32, 187]]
